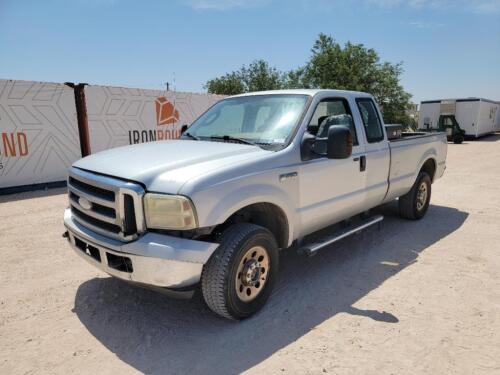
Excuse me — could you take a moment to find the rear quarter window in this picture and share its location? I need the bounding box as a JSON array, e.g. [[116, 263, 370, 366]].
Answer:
[[356, 98, 384, 143]]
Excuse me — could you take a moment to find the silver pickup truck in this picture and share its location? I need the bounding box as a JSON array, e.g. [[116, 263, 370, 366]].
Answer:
[[63, 89, 447, 320]]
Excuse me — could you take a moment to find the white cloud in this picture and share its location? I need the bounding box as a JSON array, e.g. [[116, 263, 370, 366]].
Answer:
[[74, 0, 117, 6], [184, 0, 269, 11], [183, 0, 500, 13], [409, 21, 445, 29], [470, 0, 500, 13], [366, 0, 500, 13]]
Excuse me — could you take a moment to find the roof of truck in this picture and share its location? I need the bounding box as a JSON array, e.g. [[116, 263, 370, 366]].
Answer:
[[231, 89, 373, 98]]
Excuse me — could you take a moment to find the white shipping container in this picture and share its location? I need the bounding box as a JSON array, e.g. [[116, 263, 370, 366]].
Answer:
[[495, 102, 500, 132], [496, 101, 500, 131], [419, 98, 500, 138]]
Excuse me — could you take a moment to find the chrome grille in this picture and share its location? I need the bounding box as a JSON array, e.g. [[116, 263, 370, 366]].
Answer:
[[67, 167, 145, 241]]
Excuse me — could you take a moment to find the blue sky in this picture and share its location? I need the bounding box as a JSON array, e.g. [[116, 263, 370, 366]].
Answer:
[[1, 0, 499, 103]]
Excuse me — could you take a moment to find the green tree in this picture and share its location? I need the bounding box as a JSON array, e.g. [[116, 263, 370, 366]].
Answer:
[[204, 72, 245, 96], [205, 59, 284, 95], [294, 33, 412, 125], [205, 34, 413, 126], [286, 34, 411, 126]]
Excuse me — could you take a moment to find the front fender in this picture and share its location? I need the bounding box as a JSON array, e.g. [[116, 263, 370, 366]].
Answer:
[[192, 182, 297, 247]]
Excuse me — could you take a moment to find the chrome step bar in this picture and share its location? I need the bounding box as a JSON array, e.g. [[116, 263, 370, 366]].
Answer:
[[300, 215, 384, 255]]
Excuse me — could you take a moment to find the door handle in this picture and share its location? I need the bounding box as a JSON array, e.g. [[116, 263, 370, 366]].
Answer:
[[360, 155, 366, 171], [353, 155, 366, 171]]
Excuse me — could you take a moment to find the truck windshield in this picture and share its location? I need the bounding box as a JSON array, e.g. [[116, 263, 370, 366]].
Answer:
[[184, 94, 309, 148]]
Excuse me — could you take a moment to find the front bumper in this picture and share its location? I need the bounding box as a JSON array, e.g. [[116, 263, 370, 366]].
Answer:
[[64, 208, 218, 293]]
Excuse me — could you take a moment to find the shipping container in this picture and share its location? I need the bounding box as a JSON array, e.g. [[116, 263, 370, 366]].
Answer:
[[0, 79, 81, 190], [419, 98, 499, 138]]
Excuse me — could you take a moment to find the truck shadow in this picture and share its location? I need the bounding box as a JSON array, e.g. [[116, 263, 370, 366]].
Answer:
[[73, 203, 468, 375]]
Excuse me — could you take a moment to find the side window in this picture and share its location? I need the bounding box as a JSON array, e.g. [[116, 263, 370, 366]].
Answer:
[[443, 117, 453, 126], [308, 98, 358, 145], [356, 99, 384, 143]]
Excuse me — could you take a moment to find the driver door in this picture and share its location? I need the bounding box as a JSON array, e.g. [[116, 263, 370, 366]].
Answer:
[[298, 97, 367, 235]]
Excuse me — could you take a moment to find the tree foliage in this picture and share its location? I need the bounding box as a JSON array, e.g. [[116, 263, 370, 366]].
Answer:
[[205, 60, 284, 95], [204, 72, 245, 96], [205, 33, 413, 126]]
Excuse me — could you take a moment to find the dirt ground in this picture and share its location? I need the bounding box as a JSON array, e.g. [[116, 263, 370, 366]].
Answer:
[[1, 135, 499, 375]]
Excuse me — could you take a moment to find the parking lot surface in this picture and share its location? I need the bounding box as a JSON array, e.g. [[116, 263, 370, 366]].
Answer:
[[1, 135, 499, 375]]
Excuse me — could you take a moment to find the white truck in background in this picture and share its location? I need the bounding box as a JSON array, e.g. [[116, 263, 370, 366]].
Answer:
[[63, 89, 447, 320]]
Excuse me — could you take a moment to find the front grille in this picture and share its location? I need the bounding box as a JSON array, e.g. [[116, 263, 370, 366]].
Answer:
[[67, 167, 145, 241], [69, 191, 116, 218], [123, 194, 138, 235], [69, 177, 115, 201], [71, 205, 122, 234]]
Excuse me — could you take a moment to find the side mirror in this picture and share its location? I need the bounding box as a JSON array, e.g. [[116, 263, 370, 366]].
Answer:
[[180, 124, 188, 134], [327, 126, 352, 159]]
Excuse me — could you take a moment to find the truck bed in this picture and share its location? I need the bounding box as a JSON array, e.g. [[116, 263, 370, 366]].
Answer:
[[384, 124, 443, 142], [390, 131, 445, 142], [384, 131, 447, 203]]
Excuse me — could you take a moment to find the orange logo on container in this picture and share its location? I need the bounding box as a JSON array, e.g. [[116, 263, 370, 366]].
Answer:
[[155, 97, 179, 125]]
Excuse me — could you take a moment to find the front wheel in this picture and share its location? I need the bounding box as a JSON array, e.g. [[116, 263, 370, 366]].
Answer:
[[398, 172, 432, 220], [201, 223, 279, 320]]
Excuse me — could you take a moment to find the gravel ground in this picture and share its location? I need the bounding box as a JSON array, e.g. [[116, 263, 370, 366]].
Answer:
[[1, 135, 499, 375]]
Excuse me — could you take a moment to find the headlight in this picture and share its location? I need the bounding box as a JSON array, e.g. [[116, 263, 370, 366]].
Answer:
[[143, 193, 198, 230]]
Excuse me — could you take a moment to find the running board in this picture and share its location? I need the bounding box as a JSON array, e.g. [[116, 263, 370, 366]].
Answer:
[[299, 215, 384, 255]]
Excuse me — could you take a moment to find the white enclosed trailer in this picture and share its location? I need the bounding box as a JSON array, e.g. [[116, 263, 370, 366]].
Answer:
[[419, 98, 499, 138], [496, 102, 500, 131]]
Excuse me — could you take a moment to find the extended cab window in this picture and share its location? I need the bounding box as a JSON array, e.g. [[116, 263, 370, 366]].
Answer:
[[356, 98, 384, 143], [308, 98, 358, 145]]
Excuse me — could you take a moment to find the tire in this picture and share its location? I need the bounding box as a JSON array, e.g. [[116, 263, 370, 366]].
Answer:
[[201, 223, 279, 320], [453, 134, 464, 144], [398, 172, 432, 220]]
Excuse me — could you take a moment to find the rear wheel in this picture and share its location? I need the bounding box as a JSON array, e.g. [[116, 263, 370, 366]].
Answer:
[[453, 134, 464, 144], [398, 172, 432, 220], [201, 223, 279, 320]]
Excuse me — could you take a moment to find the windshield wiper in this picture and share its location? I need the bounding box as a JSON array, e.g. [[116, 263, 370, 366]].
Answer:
[[182, 132, 200, 140], [209, 135, 257, 146]]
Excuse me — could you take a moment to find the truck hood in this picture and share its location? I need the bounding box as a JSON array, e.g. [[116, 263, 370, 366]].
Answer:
[[73, 140, 272, 194]]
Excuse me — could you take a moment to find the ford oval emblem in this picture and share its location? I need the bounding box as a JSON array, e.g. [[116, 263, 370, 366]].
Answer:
[[79, 197, 92, 210]]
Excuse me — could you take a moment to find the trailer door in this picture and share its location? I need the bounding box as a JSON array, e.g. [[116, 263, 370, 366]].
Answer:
[[456, 101, 479, 137]]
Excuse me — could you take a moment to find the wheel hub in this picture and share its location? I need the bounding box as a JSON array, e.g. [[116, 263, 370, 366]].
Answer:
[[242, 260, 262, 286], [235, 246, 270, 302], [416, 182, 427, 211]]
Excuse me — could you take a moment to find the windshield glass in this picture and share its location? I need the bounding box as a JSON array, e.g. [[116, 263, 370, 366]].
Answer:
[[185, 94, 309, 147]]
